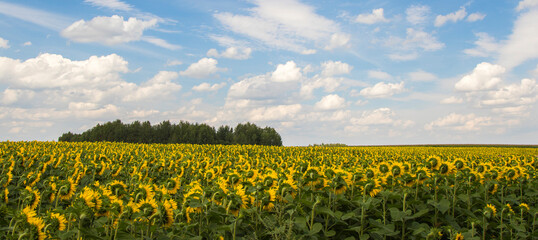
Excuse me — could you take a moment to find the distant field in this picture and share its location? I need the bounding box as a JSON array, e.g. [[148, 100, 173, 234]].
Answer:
[[1, 141, 537, 239]]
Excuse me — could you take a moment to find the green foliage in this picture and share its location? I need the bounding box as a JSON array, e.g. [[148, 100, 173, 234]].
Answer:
[[58, 120, 282, 146]]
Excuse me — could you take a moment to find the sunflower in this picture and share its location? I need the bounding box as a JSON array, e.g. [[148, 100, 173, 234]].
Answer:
[[22, 206, 46, 240], [80, 187, 102, 210], [437, 161, 455, 175], [163, 199, 178, 228], [138, 197, 158, 217], [24, 186, 41, 210], [59, 178, 77, 201], [455, 232, 464, 240], [519, 203, 530, 212], [3, 188, 8, 203], [48, 212, 67, 231], [484, 204, 497, 218]]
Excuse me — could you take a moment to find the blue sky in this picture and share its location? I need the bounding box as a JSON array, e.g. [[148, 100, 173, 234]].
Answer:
[[0, 0, 537, 145]]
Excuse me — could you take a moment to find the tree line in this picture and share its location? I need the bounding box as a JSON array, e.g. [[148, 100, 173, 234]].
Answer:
[[58, 120, 282, 146]]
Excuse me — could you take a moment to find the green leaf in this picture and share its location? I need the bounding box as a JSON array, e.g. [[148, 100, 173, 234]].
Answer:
[[405, 209, 429, 220], [317, 206, 335, 218], [344, 237, 356, 240], [342, 212, 355, 220], [359, 234, 370, 240], [295, 216, 308, 231], [389, 207, 405, 221], [310, 222, 323, 235], [437, 198, 450, 214], [325, 230, 336, 237]]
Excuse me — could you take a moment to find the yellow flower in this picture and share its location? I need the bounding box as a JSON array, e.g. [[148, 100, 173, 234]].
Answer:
[[49, 212, 67, 231], [485, 204, 497, 217], [163, 199, 177, 227], [520, 203, 530, 212], [80, 187, 102, 210], [137, 197, 158, 217]]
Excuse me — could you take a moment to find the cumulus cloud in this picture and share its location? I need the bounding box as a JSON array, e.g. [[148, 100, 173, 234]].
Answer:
[[0, 53, 128, 89], [359, 82, 405, 98], [516, 0, 538, 11], [455, 62, 505, 91], [405, 5, 430, 25], [207, 47, 252, 60], [498, 5, 538, 69], [425, 113, 492, 131], [0, 53, 182, 110], [435, 7, 467, 27], [192, 82, 227, 92], [249, 104, 302, 121], [61, 15, 157, 45], [350, 108, 395, 125], [321, 61, 352, 76], [481, 78, 538, 106], [440, 96, 464, 104], [463, 32, 500, 57], [466, 13, 486, 22], [214, 0, 348, 53], [355, 8, 389, 24], [0, 37, 9, 49], [271, 61, 303, 82], [23, 41, 32, 46], [325, 33, 351, 50], [315, 94, 346, 110], [300, 76, 343, 99], [368, 70, 392, 80], [123, 71, 182, 101], [408, 70, 436, 81], [180, 58, 224, 79]]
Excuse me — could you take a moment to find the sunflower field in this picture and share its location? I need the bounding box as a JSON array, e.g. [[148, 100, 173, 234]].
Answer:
[[0, 141, 537, 239]]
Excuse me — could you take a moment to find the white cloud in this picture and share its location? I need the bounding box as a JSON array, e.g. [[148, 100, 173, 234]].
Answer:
[[355, 8, 389, 24], [249, 104, 302, 121], [0, 37, 10, 49], [192, 82, 227, 92], [141, 36, 181, 50], [123, 71, 182, 102], [463, 32, 500, 57], [406, 5, 430, 25], [425, 113, 492, 131], [271, 61, 303, 82], [228, 74, 296, 101], [325, 33, 351, 50], [516, 0, 538, 11], [1, 89, 35, 105], [408, 70, 436, 81], [214, 0, 348, 53], [180, 58, 224, 79], [207, 47, 252, 60], [321, 61, 352, 76], [466, 13, 486, 22], [359, 82, 405, 98], [315, 94, 346, 110], [388, 52, 418, 61], [498, 6, 538, 69], [368, 70, 392, 80], [300, 76, 343, 98], [386, 28, 444, 60], [435, 7, 467, 27], [166, 60, 182, 66], [440, 96, 463, 104], [61, 15, 157, 45], [84, 0, 133, 11], [481, 78, 538, 106], [534, 64, 538, 76], [455, 62, 505, 91], [351, 109, 394, 125], [0, 53, 128, 89], [0, 2, 73, 31], [23, 41, 32, 46]]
